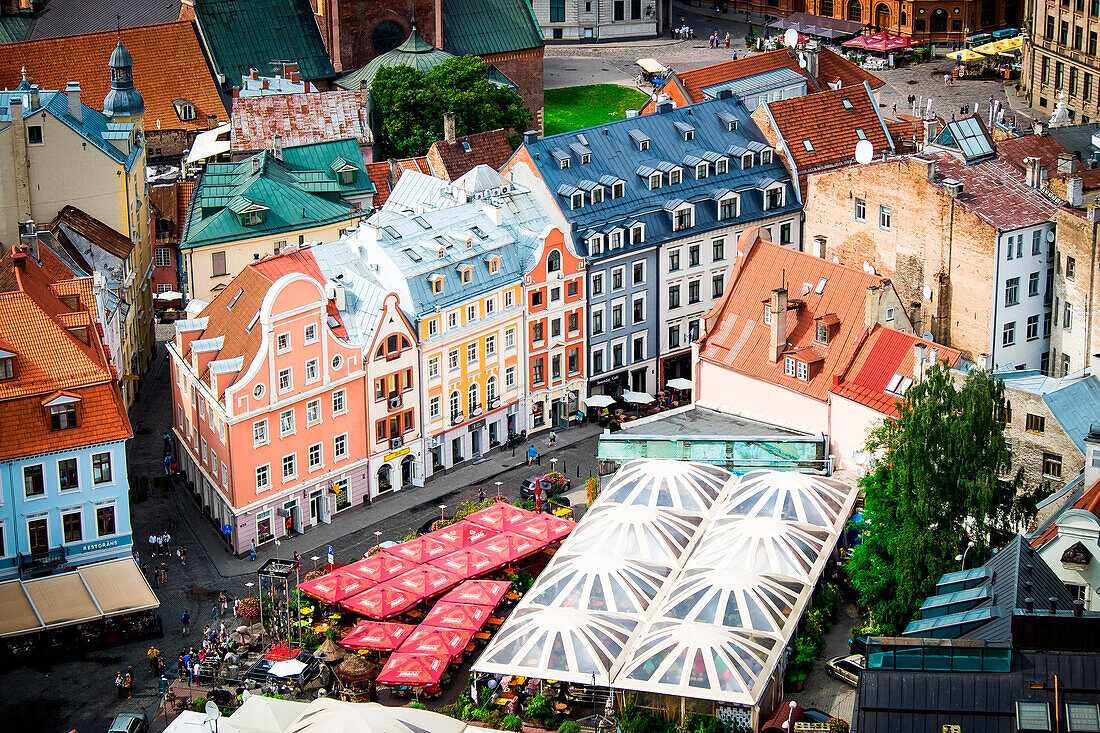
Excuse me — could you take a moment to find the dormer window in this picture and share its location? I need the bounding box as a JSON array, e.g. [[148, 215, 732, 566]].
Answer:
[[761, 149, 773, 164], [241, 211, 263, 226], [488, 257, 500, 274], [581, 153, 591, 164], [816, 323, 828, 342], [741, 153, 755, 169], [560, 158, 570, 169], [718, 194, 739, 220], [588, 235, 604, 255], [609, 230, 622, 249], [640, 139, 650, 151], [763, 303, 772, 324], [0, 355, 13, 380], [612, 181, 625, 198], [173, 99, 196, 121], [815, 314, 839, 344], [631, 223, 645, 243], [784, 356, 796, 376], [715, 158, 728, 174], [673, 206, 693, 231], [460, 267, 473, 284], [629, 129, 651, 151], [649, 173, 662, 190], [696, 162, 708, 179], [50, 402, 77, 430], [666, 168, 680, 185], [570, 192, 585, 209], [431, 276, 444, 294], [765, 185, 785, 210], [592, 186, 604, 204], [675, 121, 695, 141], [338, 169, 357, 185]]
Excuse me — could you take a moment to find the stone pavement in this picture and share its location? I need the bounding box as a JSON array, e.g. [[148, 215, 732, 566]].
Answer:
[[796, 601, 864, 721]]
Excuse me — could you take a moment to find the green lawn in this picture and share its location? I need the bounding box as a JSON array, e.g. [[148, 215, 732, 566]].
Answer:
[[543, 84, 651, 137]]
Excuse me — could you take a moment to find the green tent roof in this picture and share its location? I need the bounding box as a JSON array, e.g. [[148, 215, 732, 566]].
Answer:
[[193, 0, 335, 85], [183, 139, 374, 249], [442, 0, 543, 57], [335, 25, 454, 91]]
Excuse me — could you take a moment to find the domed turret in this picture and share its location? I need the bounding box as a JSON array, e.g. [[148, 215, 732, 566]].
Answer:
[[335, 24, 454, 91], [102, 40, 145, 121]]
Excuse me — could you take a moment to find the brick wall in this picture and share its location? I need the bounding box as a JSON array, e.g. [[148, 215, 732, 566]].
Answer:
[[805, 159, 998, 362], [330, 0, 442, 73], [483, 48, 545, 133], [1004, 386, 1084, 498], [147, 129, 192, 162]]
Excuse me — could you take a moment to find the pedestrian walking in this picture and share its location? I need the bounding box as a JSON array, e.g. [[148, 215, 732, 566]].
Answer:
[[219, 592, 228, 617], [725, 32, 730, 49], [249, 540, 257, 562], [478, 486, 486, 503], [151, 566, 160, 588], [293, 550, 301, 569], [527, 445, 537, 466], [181, 611, 191, 636], [149, 534, 157, 555], [233, 597, 241, 617], [124, 670, 133, 699], [549, 430, 557, 447], [163, 531, 172, 554], [160, 560, 168, 585], [156, 534, 164, 554], [178, 546, 187, 565]]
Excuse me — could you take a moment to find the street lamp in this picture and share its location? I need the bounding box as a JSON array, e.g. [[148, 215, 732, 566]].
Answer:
[[495, 481, 503, 498], [439, 504, 447, 521], [781, 700, 797, 730], [245, 581, 254, 598], [374, 531, 382, 548], [310, 555, 320, 571], [550, 457, 558, 473], [956, 540, 977, 570]]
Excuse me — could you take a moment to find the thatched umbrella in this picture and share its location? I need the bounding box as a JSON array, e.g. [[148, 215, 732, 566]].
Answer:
[[316, 637, 346, 664], [334, 654, 379, 683]]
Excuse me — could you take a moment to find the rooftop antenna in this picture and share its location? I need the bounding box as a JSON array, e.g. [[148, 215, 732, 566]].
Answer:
[[116, 13, 122, 39]]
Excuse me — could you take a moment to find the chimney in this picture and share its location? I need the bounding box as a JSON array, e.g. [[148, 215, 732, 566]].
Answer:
[[261, 79, 269, 90], [482, 203, 503, 227], [65, 81, 81, 123], [282, 62, 297, 78], [1025, 597, 1034, 613], [1024, 156, 1042, 188], [1058, 153, 1078, 176], [909, 157, 936, 181], [10, 243, 27, 268], [387, 158, 400, 188], [523, 129, 539, 145], [443, 111, 456, 144], [291, 70, 300, 84], [929, 346, 938, 366], [9, 96, 31, 223], [1068, 177, 1084, 207], [250, 67, 259, 80], [19, 220, 39, 260], [1084, 424, 1100, 489], [274, 134, 283, 160], [769, 287, 788, 362], [913, 343, 926, 378], [1075, 599, 1086, 617], [923, 120, 938, 145], [812, 235, 827, 259], [359, 79, 370, 107], [231, 86, 240, 99], [1034, 122, 1047, 137], [657, 99, 675, 114], [1049, 597, 1058, 614], [943, 178, 964, 198], [864, 284, 884, 328], [802, 43, 819, 78], [1089, 204, 1100, 223]]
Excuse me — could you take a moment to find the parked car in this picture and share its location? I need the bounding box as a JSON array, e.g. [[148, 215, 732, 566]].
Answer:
[[802, 708, 833, 725], [520, 473, 571, 498], [825, 653, 865, 687], [108, 713, 148, 733]]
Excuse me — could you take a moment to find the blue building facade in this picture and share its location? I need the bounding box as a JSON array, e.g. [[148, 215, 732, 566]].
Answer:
[[504, 95, 802, 394]]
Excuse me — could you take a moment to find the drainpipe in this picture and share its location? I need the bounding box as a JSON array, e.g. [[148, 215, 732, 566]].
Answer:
[[1085, 209, 1098, 371]]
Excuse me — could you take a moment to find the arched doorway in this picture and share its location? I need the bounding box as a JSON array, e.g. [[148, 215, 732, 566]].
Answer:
[[930, 8, 947, 31], [847, 0, 862, 21], [377, 464, 392, 493], [401, 455, 415, 487], [875, 2, 890, 28]]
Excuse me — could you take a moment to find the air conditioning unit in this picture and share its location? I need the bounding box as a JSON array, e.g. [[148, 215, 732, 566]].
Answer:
[[390, 436, 403, 449], [389, 395, 402, 409]]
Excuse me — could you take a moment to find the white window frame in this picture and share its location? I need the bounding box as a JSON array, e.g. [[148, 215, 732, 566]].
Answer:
[[306, 399, 321, 427], [278, 368, 292, 392], [253, 419, 268, 447], [305, 358, 319, 384], [276, 333, 290, 353], [429, 395, 441, 420], [784, 356, 796, 376], [308, 443, 323, 471], [256, 464, 271, 492], [280, 408, 295, 437], [332, 389, 347, 417], [334, 433, 349, 460], [304, 323, 318, 344], [282, 453, 297, 480]]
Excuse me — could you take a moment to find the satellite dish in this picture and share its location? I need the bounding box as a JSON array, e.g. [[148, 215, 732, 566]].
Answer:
[[204, 701, 220, 723], [923, 284, 933, 301], [784, 28, 799, 47], [855, 139, 874, 165], [922, 331, 934, 342], [1046, 230, 1055, 242]]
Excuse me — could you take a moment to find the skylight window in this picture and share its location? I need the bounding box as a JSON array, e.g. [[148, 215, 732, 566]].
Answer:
[[402, 247, 422, 262], [841, 98, 854, 110], [856, 128, 867, 140], [814, 278, 827, 295], [382, 226, 402, 239], [470, 225, 488, 239], [413, 216, 431, 230], [461, 142, 471, 153], [228, 288, 243, 309], [885, 373, 914, 396], [1017, 702, 1052, 732], [1066, 703, 1100, 732], [802, 140, 814, 152]]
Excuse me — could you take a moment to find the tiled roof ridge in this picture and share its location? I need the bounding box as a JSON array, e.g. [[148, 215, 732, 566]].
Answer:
[[25, 17, 196, 44]]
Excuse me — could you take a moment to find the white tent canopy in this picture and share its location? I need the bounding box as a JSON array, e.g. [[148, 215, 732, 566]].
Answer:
[[473, 459, 858, 708], [185, 122, 231, 167], [666, 377, 693, 390], [583, 394, 616, 408], [622, 390, 655, 404]]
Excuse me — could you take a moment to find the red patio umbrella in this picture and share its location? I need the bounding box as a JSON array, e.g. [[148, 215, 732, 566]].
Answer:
[[339, 620, 416, 651], [341, 584, 421, 620], [386, 534, 454, 564], [298, 568, 374, 604], [375, 652, 450, 687], [439, 579, 512, 607], [510, 513, 577, 544], [420, 601, 492, 630], [842, 31, 920, 52], [387, 566, 462, 599], [464, 502, 538, 533], [425, 520, 498, 549], [427, 548, 504, 579], [397, 625, 476, 658], [470, 531, 542, 565], [343, 553, 418, 584]]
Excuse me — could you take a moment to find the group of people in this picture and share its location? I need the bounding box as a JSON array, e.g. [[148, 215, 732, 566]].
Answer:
[[114, 666, 136, 699], [707, 31, 736, 50]]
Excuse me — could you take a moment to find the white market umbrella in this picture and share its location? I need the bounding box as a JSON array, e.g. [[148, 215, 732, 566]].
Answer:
[[156, 291, 184, 301], [269, 659, 308, 678], [666, 378, 693, 390], [622, 390, 655, 405], [584, 394, 616, 408]]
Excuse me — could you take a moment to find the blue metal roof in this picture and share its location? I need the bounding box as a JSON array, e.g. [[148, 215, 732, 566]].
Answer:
[[700, 67, 807, 99], [1043, 375, 1100, 454], [520, 96, 800, 262], [0, 85, 141, 170]]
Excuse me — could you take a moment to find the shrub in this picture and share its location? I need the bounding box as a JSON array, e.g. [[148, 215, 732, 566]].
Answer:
[[440, 702, 463, 719], [619, 704, 674, 733], [585, 477, 599, 507], [525, 694, 555, 727], [237, 597, 260, 620], [190, 697, 208, 713], [560, 722, 581, 733], [503, 715, 523, 731], [546, 471, 569, 495], [827, 719, 850, 733], [299, 627, 322, 649], [408, 702, 428, 710]]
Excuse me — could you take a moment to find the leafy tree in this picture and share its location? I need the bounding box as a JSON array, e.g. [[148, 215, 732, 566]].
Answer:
[[847, 363, 1027, 633], [371, 56, 532, 158]]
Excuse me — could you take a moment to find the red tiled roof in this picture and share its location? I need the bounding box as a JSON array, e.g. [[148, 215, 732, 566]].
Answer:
[[700, 237, 891, 402], [365, 157, 431, 206], [830, 324, 961, 417], [0, 251, 130, 460], [1032, 477, 1100, 548], [997, 133, 1100, 190], [763, 85, 892, 197], [674, 49, 818, 104], [0, 21, 226, 132], [930, 153, 1059, 231], [428, 129, 513, 181], [230, 91, 371, 152], [817, 46, 886, 91]]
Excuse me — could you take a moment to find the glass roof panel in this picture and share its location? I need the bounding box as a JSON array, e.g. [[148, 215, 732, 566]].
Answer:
[[599, 459, 730, 513], [717, 471, 850, 529]]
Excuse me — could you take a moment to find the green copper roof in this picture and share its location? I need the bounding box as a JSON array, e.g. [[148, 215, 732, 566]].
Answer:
[[442, 0, 543, 57], [182, 138, 374, 249], [0, 15, 33, 44], [192, 0, 335, 85], [335, 25, 454, 91]]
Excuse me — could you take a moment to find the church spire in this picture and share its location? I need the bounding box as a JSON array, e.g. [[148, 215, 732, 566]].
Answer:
[[102, 38, 145, 120]]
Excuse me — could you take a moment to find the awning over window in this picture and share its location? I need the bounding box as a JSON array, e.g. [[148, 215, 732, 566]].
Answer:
[[0, 558, 159, 638]]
